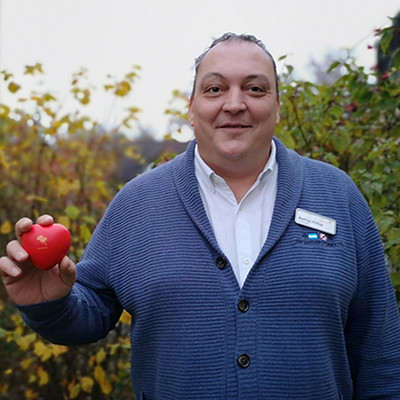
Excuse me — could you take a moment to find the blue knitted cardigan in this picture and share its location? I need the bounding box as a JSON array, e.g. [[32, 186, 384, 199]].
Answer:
[[20, 138, 400, 399]]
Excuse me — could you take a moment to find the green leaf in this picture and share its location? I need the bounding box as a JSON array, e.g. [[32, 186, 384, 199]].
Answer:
[[286, 65, 294, 75], [327, 61, 341, 73], [65, 206, 80, 220], [384, 237, 400, 250], [380, 28, 394, 53], [390, 272, 400, 287], [392, 48, 400, 68], [79, 224, 92, 244]]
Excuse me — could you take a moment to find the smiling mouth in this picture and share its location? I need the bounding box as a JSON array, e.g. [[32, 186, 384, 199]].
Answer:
[[218, 124, 251, 129]]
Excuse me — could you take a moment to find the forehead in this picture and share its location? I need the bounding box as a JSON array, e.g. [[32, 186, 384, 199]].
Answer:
[[197, 41, 274, 79]]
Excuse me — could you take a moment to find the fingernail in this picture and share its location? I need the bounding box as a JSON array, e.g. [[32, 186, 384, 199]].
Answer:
[[16, 251, 26, 261], [10, 266, 21, 277]]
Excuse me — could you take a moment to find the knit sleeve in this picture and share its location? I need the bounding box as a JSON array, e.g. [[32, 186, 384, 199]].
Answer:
[[345, 200, 400, 398]]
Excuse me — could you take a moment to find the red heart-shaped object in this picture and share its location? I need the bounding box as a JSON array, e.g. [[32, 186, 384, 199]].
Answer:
[[21, 223, 71, 270]]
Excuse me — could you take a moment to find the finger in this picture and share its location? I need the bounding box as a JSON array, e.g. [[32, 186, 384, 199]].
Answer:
[[0, 256, 22, 279], [15, 217, 34, 241], [58, 256, 76, 287], [36, 214, 54, 226], [6, 240, 29, 263]]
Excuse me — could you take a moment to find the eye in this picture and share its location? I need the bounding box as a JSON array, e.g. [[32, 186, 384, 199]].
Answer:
[[248, 86, 265, 94], [206, 86, 222, 94], [202, 85, 225, 97]]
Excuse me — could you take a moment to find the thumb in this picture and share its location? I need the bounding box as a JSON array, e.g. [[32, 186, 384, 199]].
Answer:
[[58, 256, 77, 288]]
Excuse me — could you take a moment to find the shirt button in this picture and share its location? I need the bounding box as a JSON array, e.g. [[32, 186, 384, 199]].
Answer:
[[237, 354, 250, 368], [216, 256, 227, 270], [243, 257, 250, 265], [238, 299, 250, 313]]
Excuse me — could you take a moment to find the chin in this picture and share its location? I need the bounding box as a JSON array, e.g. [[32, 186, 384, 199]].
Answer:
[[220, 149, 248, 162]]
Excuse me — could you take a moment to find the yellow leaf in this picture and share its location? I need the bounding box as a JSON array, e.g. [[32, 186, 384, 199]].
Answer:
[[1, 70, 13, 80], [88, 355, 96, 367], [94, 365, 113, 394], [109, 343, 119, 356], [16, 333, 36, 351], [26, 195, 48, 204], [42, 92, 56, 102], [96, 181, 111, 198], [43, 107, 56, 118], [56, 216, 70, 230], [80, 224, 92, 244], [68, 381, 81, 399], [8, 82, 21, 93], [21, 357, 33, 370], [50, 344, 68, 358], [25, 64, 39, 75], [0, 148, 10, 170], [80, 89, 90, 105], [115, 80, 131, 97], [0, 382, 10, 395], [34, 341, 52, 362], [37, 366, 49, 386], [100, 378, 113, 395], [80, 376, 94, 393], [119, 310, 132, 324], [95, 348, 106, 364], [25, 388, 39, 399], [56, 178, 72, 197], [94, 365, 105, 383], [0, 220, 12, 235]]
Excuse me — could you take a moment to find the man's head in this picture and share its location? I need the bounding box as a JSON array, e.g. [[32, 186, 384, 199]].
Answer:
[[188, 33, 280, 176], [191, 33, 279, 100]]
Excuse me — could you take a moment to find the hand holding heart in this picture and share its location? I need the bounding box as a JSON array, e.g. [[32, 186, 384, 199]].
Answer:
[[22, 223, 71, 270], [0, 215, 77, 306]]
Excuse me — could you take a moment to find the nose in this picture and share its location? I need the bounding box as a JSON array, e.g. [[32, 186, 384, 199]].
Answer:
[[222, 88, 246, 114]]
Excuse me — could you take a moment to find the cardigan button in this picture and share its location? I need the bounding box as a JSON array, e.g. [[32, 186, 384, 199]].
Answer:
[[237, 353, 250, 368], [216, 256, 227, 270], [238, 299, 250, 313]]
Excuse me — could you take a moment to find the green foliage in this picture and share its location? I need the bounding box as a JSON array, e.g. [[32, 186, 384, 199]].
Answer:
[[275, 32, 400, 281]]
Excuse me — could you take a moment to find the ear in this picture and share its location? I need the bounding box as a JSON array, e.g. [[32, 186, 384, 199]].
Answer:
[[188, 97, 195, 126], [275, 97, 280, 124]]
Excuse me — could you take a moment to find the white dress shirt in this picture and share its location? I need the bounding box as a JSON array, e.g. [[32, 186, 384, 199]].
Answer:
[[194, 141, 278, 287]]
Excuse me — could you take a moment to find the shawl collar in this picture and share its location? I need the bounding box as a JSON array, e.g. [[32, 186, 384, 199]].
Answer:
[[171, 138, 304, 259]]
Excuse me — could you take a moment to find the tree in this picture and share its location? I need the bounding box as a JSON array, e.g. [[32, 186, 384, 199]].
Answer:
[[377, 12, 400, 80], [0, 64, 140, 400], [275, 25, 400, 299]]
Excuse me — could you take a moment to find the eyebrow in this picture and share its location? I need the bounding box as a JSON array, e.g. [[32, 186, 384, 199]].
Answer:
[[200, 72, 272, 86], [199, 72, 225, 84]]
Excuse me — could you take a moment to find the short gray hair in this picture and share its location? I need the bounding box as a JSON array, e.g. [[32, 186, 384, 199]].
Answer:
[[191, 32, 279, 99]]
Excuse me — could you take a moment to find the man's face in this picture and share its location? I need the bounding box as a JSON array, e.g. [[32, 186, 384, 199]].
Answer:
[[189, 41, 280, 173]]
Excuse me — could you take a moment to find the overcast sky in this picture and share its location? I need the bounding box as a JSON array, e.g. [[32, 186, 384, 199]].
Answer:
[[1, 0, 399, 139]]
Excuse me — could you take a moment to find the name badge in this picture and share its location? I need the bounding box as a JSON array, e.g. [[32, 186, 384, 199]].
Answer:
[[295, 208, 336, 235]]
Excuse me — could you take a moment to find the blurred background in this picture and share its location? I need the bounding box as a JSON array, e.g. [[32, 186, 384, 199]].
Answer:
[[0, 0, 399, 139]]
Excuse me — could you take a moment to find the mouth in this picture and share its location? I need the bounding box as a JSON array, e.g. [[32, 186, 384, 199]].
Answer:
[[218, 123, 252, 129]]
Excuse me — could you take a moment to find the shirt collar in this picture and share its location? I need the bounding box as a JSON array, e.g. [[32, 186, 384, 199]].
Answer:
[[194, 140, 277, 193]]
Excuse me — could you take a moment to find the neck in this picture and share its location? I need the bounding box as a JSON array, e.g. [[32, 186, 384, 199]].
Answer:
[[209, 156, 269, 203]]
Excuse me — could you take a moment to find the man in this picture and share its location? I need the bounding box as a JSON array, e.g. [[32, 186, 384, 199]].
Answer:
[[1, 33, 400, 399]]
